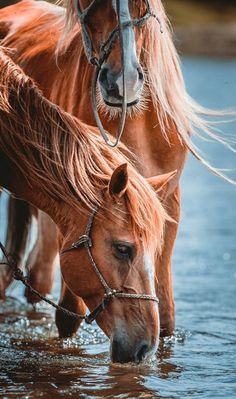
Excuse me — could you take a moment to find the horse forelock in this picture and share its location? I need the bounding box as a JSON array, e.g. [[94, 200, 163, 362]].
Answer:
[[0, 47, 168, 254]]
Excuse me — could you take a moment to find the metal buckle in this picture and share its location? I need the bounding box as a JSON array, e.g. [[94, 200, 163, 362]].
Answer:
[[84, 294, 113, 324]]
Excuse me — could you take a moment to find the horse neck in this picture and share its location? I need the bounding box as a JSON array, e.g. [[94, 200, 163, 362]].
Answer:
[[0, 58, 84, 235]]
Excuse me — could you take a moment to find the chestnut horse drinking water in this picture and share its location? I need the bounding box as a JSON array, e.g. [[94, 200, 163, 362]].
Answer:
[[0, 47, 175, 363], [0, 0, 234, 337]]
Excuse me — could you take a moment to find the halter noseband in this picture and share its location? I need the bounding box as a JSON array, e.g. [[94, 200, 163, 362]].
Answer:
[[74, 0, 163, 148], [61, 206, 159, 324]]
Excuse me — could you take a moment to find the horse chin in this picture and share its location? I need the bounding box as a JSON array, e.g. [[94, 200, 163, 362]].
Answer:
[[96, 89, 148, 120]]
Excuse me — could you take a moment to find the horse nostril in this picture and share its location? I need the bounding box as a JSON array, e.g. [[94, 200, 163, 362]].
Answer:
[[111, 337, 151, 363], [99, 68, 122, 100], [137, 67, 144, 82], [135, 342, 149, 363], [107, 83, 120, 98], [111, 338, 129, 363], [99, 67, 108, 85]]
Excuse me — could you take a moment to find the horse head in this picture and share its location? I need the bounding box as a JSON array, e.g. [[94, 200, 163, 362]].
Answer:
[[60, 163, 175, 363], [75, 0, 151, 107]]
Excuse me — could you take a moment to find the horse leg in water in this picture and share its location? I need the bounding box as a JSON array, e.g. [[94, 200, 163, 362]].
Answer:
[[25, 211, 58, 303], [156, 186, 180, 337], [56, 278, 87, 338], [0, 196, 32, 298]]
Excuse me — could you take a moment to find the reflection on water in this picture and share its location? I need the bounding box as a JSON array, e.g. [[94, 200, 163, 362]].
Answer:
[[0, 58, 236, 398], [0, 297, 186, 399]]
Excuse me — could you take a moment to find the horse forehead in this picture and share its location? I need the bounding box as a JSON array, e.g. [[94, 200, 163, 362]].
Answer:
[[98, 214, 133, 236], [101, 200, 131, 227]]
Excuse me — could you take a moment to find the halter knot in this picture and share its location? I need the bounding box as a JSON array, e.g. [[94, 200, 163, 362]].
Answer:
[[90, 57, 101, 69], [13, 268, 25, 281], [72, 235, 92, 248], [105, 289, 117, 298]]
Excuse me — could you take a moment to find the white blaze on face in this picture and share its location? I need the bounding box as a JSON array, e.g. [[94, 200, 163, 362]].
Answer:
[[144, 251, 160, 354], [110, 0, 142, 104], [144, 251, 156, 297]]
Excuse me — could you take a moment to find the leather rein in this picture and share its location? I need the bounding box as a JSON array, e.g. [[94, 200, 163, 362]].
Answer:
[[74, 0, 163, 147], [0, 206, 159, 325]]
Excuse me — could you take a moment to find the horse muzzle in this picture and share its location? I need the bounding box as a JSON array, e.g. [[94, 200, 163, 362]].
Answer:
[[111, 334, 157, 364], [98, 65, 144, 108]]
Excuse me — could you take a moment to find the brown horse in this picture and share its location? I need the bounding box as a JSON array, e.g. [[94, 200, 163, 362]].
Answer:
[[0, 47, 175, 363], [0, 0, 234, 337]]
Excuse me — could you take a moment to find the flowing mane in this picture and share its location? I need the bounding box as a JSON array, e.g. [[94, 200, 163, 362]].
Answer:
[[2, 1, 235, 184], [0, 47, 168, 253], [63, 0, 236, 184]]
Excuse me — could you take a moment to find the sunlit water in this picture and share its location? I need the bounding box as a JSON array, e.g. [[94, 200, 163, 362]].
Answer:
[[0, 58, 236, 398]]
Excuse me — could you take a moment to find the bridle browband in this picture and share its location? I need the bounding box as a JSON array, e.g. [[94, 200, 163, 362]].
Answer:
[[74, 0, 163, 147], [0, 207, 159, 325]]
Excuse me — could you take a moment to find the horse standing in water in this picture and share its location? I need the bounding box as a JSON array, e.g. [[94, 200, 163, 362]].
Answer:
[[0, 47, 176, 362], [0, 0, 233, 337]]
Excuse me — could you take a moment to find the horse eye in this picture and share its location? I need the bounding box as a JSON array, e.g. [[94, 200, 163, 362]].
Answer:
[[113, 242, 134, 260]]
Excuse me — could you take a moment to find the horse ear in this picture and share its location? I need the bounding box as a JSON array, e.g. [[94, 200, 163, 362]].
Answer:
[[109, 163, 128, 198], [148, 170, 177, 193]]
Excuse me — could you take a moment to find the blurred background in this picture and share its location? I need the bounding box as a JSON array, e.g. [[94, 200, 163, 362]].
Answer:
[[164, 0, 236, 56]]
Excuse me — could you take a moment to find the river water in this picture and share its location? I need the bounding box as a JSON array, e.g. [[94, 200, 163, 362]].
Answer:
[[0, 58, 236, 398]]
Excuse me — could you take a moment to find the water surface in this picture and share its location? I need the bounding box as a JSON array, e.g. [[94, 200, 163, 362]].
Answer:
[[0, 58, 236, 398]]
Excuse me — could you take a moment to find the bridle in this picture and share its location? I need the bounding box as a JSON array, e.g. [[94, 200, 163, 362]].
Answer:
[[0, 206, 159, 325], [74, 0, 163, 147], [61, 206, 159, 323]]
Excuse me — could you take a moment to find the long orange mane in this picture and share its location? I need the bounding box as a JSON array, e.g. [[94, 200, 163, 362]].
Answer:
[[0, 47, 168, 253], [2, 0, 235, 177]]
